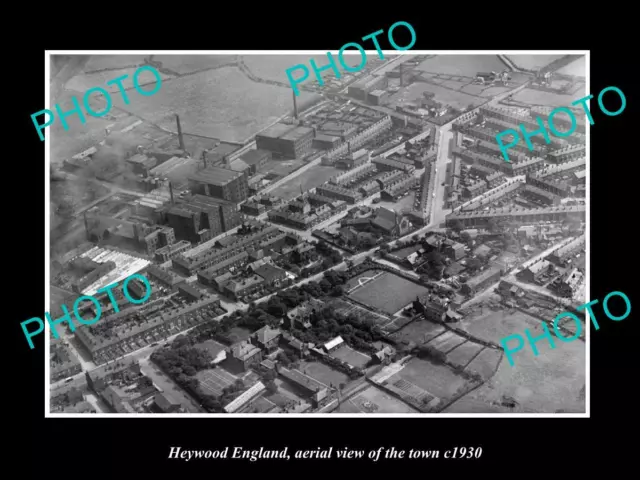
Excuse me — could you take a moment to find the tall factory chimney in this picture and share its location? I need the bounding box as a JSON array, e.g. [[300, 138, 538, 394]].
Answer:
[[292, 90, 298, 119], [169, 182, 175, 204], [175, 114, 185, 151]]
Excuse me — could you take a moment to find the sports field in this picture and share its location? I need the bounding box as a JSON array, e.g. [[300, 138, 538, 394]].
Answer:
[[349, 272, 429, 315], [348, 385, 419, 414], [330, 345, 371, 369], [196, 368, 237, 397]]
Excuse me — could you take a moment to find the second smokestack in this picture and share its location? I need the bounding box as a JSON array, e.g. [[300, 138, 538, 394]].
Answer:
[[292, 90, 298, 119], [176, 114, 185, 151]]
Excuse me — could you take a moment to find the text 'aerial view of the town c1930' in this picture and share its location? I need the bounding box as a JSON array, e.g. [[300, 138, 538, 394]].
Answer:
[[48, 52, 587, 416]]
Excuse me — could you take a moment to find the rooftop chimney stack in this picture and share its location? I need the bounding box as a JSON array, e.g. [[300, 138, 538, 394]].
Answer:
[[175, 114, 185, 151], [292, 90, 298, 119], [83, 213, 89, 240], [169, 182, 175, 204]]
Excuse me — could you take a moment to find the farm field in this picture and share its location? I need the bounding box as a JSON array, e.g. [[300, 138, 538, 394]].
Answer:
[[555, 56, 586, 77], [84, 55, 148, 72], [348, 385, 419, 413], [389, 320, 446, 345], [506, 55, 565, 71], [65, 68, 176, 95], [268, 164, 343, 201], [415, 55, 507, 77], [349, 272, 429, 315], [398, 357, 467, 399], [330, 345, 371, 369], [426, 331, 468, 353], [446, 341, 485, 369], [299, 361, 348, 388], [108, 66, 321, 143], [153, 55, 238, 75]]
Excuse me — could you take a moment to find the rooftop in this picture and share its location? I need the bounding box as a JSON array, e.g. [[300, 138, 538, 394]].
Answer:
[[189, 166, 244, 187]]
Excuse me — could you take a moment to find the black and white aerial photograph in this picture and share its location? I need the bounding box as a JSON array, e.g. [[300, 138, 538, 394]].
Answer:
[[48, 52, 587, 416]]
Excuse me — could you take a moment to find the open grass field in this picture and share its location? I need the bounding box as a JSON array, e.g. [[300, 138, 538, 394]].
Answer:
[[66, 68, 176, 95], [506, 55, 565, 71], [195, 368, 236, 397], [328, 297, 391, 326], [349, 272, 429, 315], [416, 55, 507, 77], [510, 86, 587, 108], [462, 332, 585, 412], [465, 347, 502, 379], [461, 309, 541, 345], [108, 66, 321, 143], [399, 357, 467, 399], [426, 331, 468, 353], [446, 341, 485, 369], [153, 55, 238, 75], [84, 55, 148, 72], [330, 345, 371, 369], [243, 53, 373, 84], [299, 361, 349, 388], [268, 164, 343, 201], [556, 56, 586, 77], [389, 319, 446, 345], [344, 270, 383, 290], [349, 385, 420, 413]]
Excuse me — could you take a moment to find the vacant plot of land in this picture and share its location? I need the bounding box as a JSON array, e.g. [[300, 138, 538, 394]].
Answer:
[[330, 345, 371, 369], [390, 319, 445, 344], [243, 54, 368, 85], [465, 348, 503, 379], [506, 55, 565, 71], [66, 68, 176, 95], [259, 158, 305, 178], [556, 56, 586, 77], [389, 82, 483, 112], [109, 67, 321, 143], [349, 385, 419, 413], [349, 273, 429, 315], [399, 357, 467, 399], [153, 55, 237, 75], [446, 341, 485, 369], [196, 368, 236, 397], [427, 331, 468, 353], [299, 361, 349, 388], [269, 164, 343, 201], [511, 87, 587, 108], [84, 55, 148, 72], [416, 55, 507, 77]]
